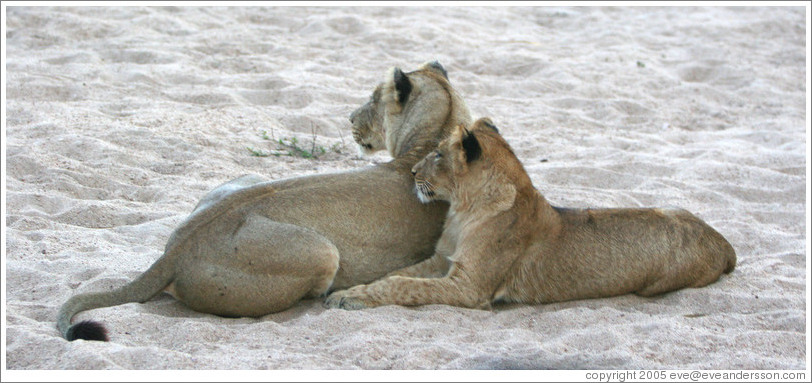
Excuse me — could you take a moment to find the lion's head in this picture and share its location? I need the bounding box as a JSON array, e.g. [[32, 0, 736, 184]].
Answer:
[[349, 85, 386, 155], [412, 117, 528, 211], [349, 61, 471, 159]]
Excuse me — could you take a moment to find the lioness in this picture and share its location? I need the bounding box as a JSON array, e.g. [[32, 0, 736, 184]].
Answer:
[[58, 62, 472, 341], [325, 118, 736, 310]]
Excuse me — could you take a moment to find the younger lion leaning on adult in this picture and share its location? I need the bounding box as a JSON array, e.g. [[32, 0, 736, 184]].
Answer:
[[57, 61, 472, 341], [326, 118, 736, 310]]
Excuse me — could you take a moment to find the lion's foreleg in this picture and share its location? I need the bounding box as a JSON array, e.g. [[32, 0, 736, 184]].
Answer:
[[325, 273, 489, 310], [384, 253, 449, 279]]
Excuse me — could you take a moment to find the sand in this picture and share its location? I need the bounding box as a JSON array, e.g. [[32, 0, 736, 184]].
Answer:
[[3, 5, 808, 374]]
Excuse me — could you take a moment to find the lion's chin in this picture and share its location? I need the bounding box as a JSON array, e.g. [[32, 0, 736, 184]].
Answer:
[[355, 143, 374, 156], [415, 188, 436, 204], [355, 141, 385, 157]]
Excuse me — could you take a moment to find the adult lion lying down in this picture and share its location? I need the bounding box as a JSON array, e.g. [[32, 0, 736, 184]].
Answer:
[[326, 118, 736, 310], [57, 62, 472, 341]]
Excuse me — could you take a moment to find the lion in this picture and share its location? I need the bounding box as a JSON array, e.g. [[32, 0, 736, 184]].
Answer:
[[57, 61, 472, 341], [325, 118, 736, 310]]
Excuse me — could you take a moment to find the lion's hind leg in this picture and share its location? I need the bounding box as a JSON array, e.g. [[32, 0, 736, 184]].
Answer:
[[173, 215, 339, 317]]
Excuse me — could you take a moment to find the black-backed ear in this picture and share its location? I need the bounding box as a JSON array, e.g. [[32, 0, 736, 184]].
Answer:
[[393, 68, 412, 105], [461, 129, 481, 163], [425, 61, 448, 80], [480, 118, 499, 134]]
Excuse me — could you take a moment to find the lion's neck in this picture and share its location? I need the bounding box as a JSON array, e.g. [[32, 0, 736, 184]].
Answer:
[[388, 85, 472, 173], [449, 174, 560, 234], [388, 138, 442, 172], [386, 120, 457, 173]]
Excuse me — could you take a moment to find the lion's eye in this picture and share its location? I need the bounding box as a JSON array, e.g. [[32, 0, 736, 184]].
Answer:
[[435, 152, 443, 159]]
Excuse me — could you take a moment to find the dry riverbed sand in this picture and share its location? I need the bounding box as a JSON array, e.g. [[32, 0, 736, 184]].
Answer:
[[4, 6, 807, 372]]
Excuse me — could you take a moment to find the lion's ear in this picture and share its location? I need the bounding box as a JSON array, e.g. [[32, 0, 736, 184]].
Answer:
[[392, 67, 412, 105], [421, 61, 448, 80], [475, 117, 499, 134], [448, 125, 467, 169], [461, 128, 481, 163], [382, 67, 413, 113]]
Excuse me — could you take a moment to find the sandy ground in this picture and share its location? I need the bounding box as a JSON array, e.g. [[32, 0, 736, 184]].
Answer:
[[3, 5, 808, 373]]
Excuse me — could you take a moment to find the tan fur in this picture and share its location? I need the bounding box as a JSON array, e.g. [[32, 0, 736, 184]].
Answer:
[[57, 62, 472, 339], [325, 118, 736, 310]]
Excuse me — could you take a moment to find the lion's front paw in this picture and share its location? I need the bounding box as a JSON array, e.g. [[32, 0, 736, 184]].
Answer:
[[324, 287, 376, 310]]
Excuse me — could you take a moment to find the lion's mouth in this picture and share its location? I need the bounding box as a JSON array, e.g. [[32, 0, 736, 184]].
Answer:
[[414, 181, 436, 204], [351, 126, 375, 151]]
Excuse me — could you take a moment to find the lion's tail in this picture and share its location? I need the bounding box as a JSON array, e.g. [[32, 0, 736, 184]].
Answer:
[[57, 253, 175, 341]]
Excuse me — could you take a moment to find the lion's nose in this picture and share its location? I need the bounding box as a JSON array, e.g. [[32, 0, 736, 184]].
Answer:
[[349, 109, 358, 124], [411, 167, 417, 176]]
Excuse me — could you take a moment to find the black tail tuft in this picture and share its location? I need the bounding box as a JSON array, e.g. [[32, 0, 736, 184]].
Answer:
[[66, 320, 109, 342]]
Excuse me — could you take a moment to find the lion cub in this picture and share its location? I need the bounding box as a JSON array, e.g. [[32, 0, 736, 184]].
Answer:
[[325, 118, 736, 310]]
